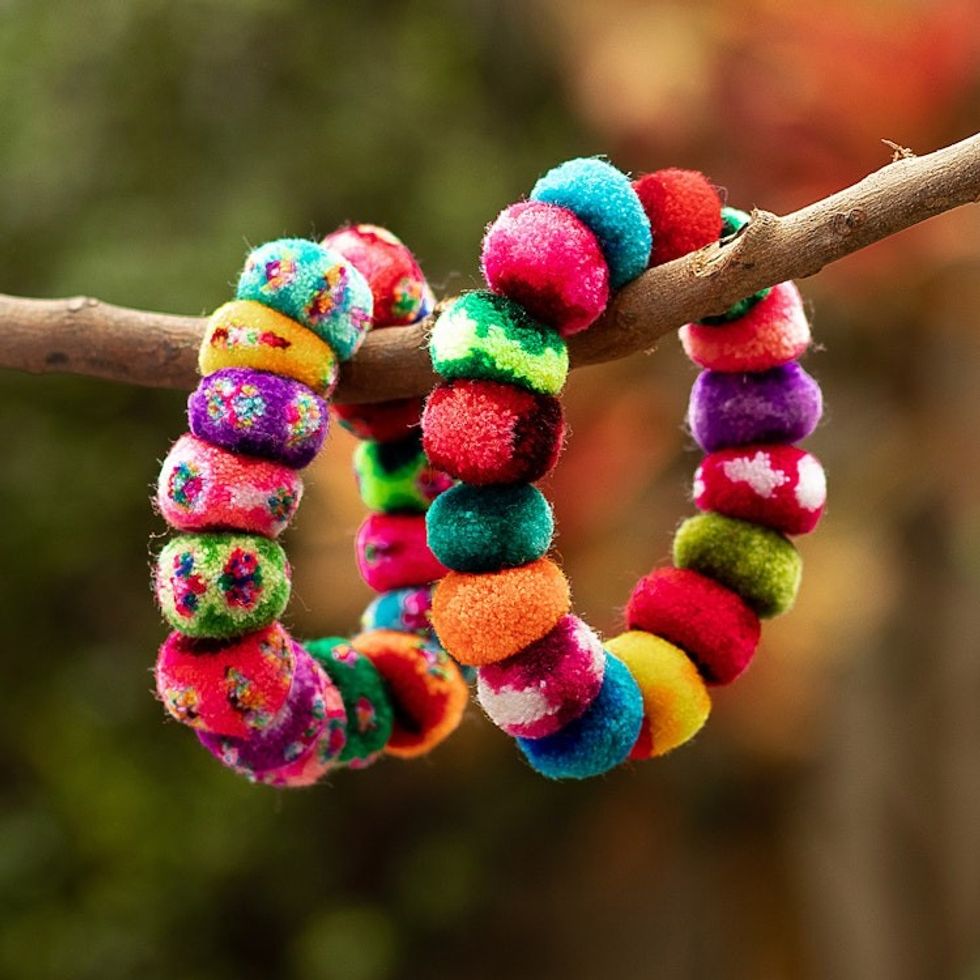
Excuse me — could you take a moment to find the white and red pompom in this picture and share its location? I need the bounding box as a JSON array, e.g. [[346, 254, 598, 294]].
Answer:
[[693, 445, 827, 535]]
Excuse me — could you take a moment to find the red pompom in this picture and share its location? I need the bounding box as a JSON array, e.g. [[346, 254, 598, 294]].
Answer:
[[355, 512, 448, 592], [632, 169, 722, 266], [422, 380, 565, 485], [333, 397, 424, 443], [626, 567, 760, 685], [694, 445, 826, 535], [481, 201, 610, 336]]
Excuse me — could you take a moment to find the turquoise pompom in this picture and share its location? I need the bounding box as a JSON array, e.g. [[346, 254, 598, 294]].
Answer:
[[426, 483, 554, 573], [530, 157, 651, 289]]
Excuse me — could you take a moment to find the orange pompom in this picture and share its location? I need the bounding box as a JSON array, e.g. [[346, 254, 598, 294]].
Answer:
[[431, 558, 571, 666]]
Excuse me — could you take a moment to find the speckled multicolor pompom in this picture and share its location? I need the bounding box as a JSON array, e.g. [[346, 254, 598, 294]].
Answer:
[[188, 368, 328, 469], [333, 397, 424, 443], [632, 168, 722, 266], [352, 630, 468, 759], [155, 623, 296, 737], [673, 513, 802, 618], [355, 513, 447, 592], [360, 586, 435, 637], [353, 434, 453, 514], [481, 201, 609, 336], [430, 292, 569, 396], [530, 157, 651, 289], [236, 238, 373, 360], [516, 652, 643, 779], [605, 631, 711, 759], [157, 434, 303, 538], [694, 445, 826, 535], [422, 380, 565, 486], [476, 615, 605, 739]]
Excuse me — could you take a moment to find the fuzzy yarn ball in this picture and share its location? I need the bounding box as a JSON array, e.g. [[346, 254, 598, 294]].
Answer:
[[322, 224, 429, 327], [530, 157, 651, 289], [355, 513, 448, 593], [199, 300, 340, 396], [422, 380, 565, 486], [155, 532, 291, 639], [680, 281, 811, 372], [157, 434, 303, 539], [235, 238, 373, 360], [352, 630, 468, 759], [360, 586, 434, 637], [632, 168, 722, 266], [694, 445, 826, 535], [517, 652, 643, 780], [476, 615, 605, 739], [306, 636, 395, 768], [688, 363, 823, 453], [605, 631, 711, 759], [481, 201, 610, 337], [188, 368, 328, 469], [626, 567, 761, 685], [353, 434, 453, 514], [426, 483, 554, 573], [333, 397, 424, 443], [430, 291, 569, 396], [432, 558, 571, 666], [700, 208, 770, 323], [155, 623, 296, 738], [673, 513, 802, 618]]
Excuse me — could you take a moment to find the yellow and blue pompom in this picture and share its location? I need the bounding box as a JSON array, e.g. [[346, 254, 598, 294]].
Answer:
[[530, 157, 652, 289], [353, 434, 453, 514]]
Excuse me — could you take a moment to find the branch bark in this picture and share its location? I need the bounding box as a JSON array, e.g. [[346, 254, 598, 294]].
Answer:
[[2, 133, 978, 402]]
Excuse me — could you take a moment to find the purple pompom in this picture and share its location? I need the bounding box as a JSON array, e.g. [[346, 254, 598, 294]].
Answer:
[[688, 362, 822, 452], [188, 368, 328, 469]]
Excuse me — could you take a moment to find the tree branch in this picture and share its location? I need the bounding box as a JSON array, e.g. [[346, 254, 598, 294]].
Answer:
[[2, 133, 978, 402]]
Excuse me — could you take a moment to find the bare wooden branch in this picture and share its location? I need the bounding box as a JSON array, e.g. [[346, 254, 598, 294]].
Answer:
[[2, 133, 978, 402]]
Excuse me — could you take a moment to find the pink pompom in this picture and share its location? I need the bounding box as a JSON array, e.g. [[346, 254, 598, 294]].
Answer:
[[694, 445, 826, 535], [481, 201, 610, 337], [680, 281, 811, 372], [476, 615, 605, 738], [355, 513, 448, 592]]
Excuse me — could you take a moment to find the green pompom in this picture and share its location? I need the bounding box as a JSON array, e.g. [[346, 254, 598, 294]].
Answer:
[[305, 636, 395, 766], [353, 434, 451, 514], [429, 291, 568, 395], [426, 483, 554, 573], [700, 207, 770, 324], [672, 512, 801, 618]]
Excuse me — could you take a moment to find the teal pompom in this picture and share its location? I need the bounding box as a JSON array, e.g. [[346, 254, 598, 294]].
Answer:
[[700, 208, 770, 323], [426, 483, 554, 573], [530, 157, 651, 289]]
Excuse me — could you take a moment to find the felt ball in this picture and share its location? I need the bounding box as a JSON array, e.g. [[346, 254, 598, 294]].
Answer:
[[626, 567, 760, 685], [673, 512, 802, 618], [431, 558, 571, 666], [688, 363, 823, 453], [632, 168, 723, 266], [154, 532, 291, 639], [157, 433, 303, 539], [322, 224, 430, 328], [355, 513, 448, 592], [530, 157, 651, 289], [422, 380, 565, 486], [476, 615, 605, 739], [235, 238, 373, 360], [516, 652, 643, 780], [694, 445, 827, 535], [155, 623, 296, 738], [199, 300, 340, 396], [480, 201, 610, 337], [360, 586, 435, 637], [352, 629, 468, 759], [605, 631, 711, 759], [188, 368, 328, 469], [680, 281, 811, 372], [429, 291, 569, 396], [333, 397, 424, 443], [306, 636, 395, 767], [353, 434, 453, 514], [426, 483, 554, 573]]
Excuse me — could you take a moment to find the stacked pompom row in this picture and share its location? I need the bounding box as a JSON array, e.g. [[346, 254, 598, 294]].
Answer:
[[152, 230, 466, 785], [422, 160, 826, 779]]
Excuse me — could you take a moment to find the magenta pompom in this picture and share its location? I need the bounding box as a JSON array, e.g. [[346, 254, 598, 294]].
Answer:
[[355, 513, 448, 592]]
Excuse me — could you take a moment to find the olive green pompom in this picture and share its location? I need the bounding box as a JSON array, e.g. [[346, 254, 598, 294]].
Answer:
[[353, 434, 452, 514]]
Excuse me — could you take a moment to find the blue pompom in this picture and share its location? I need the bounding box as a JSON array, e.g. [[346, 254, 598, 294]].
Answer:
[[517, 652, 643, 779], [530, 158, 651, 289]]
